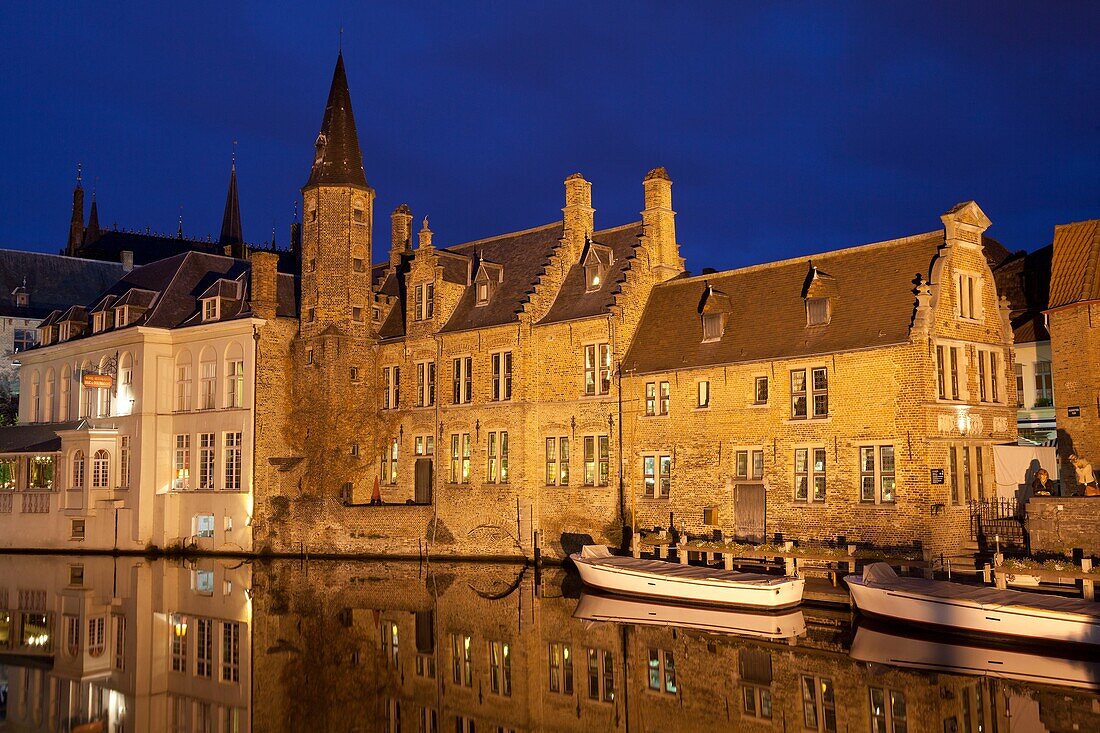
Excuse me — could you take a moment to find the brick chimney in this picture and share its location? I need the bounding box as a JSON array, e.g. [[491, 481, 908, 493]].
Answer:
[[391, 204, 413, 266], [249, 251, 279, 320], [562, 173, 593, 264], [120, 250, 134, 272], [642, 167, 683, 281]]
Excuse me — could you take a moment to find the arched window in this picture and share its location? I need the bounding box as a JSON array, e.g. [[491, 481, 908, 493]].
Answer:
[[92, 450, 109, 488], [65, 615, 80, 657], [224, 342, 245, 408], [117, 352, 133, 415], [44, 368, 55, 422], [79, 360, 94, 418], [60, 365, 71, 421], [175, 350, 192, 412], [199, 347, 217, 410], [97, 356, 112, 417], [87, 617, 105, 658], [30, 371, 40, 422], [71, 450, 85, 489]]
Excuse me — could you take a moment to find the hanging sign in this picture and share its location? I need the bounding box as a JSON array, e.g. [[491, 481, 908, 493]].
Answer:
[[82, 373, 114, 389]]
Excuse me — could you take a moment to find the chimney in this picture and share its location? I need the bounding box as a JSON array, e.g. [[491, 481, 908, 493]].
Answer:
[[562, 173, 593, 264], [391, 204, 413, 266], [418, 216, 433, 250], [249, 251, 279, 320], [120, 251, 134, 272], [642, 167, 682, 281]]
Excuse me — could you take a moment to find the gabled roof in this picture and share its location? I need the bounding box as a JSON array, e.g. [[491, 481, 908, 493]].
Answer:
[[0, 249, 124, 319], [438, 222, 563, 333], [1047, 220, 1100, 310], [89, 295, 117, 314], [199, 278, 244, 301], [622, 231, 944, 374], [540, 222, 644, 325], [58, 305, 87, 323], [305, 53, 368, 190]]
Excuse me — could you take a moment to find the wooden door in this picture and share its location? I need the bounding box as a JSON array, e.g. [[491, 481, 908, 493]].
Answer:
[[415, 458, 433, 504], [734, 483, 766, 543]]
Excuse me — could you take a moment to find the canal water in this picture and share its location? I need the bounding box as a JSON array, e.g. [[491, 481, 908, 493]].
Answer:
[[0, 554, 1097, 732]]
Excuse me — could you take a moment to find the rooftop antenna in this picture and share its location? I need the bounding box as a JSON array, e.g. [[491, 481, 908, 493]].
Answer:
[[177, 205, 184, 238], [339, 27, 343, 53], [232, 140, 238, 169]]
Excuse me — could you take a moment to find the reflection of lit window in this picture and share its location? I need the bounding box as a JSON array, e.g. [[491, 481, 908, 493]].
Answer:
[[88, 617, 105, 657], [647, 648, 676, 694], [0, 458, 16, 489], [170, 614, 188, 672], [222, 622, 241, 683], [0, 611, 11, 649], [21, 613, 50, 649], [548, 642, 573, 694]]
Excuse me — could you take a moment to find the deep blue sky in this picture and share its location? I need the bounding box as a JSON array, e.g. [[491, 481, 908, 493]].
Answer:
[[2, 2, 1097, 272]]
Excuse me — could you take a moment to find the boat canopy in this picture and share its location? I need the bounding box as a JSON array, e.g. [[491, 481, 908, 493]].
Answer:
[[863, 562, 899, 584], [580, 545, 613, 559]]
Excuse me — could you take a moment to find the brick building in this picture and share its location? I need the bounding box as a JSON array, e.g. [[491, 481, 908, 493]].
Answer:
[[1046, 219, 1100, 489], [249, 53, 1016, 560]]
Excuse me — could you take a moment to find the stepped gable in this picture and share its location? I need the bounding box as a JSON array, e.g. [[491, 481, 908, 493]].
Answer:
[[539, 221, 644, 325], [623, 231, 945, 374]]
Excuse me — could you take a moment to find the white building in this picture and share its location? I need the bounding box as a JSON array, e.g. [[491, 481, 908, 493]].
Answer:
[[0, 250, 295, 551]]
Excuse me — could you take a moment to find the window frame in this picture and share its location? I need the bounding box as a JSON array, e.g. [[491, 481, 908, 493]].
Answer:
[[794, 446, 827, 503], [859, 444, 896, 504]]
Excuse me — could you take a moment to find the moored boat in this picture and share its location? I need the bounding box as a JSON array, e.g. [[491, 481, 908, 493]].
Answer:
[[575, 591, 806, 640], [845, 562, 1100, 646], [569, 545, 805, 610]]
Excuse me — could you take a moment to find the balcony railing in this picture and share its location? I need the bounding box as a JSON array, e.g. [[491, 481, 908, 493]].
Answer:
[[0, 493, 12, 513], [21, 492, 51, 514]]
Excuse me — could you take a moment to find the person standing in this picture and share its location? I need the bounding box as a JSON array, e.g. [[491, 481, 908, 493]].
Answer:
[[1068, 454, 1099, 496]]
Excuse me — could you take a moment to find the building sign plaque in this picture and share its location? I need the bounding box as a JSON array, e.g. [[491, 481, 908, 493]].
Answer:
[[1068, 406, 1081, 417], [81, 373, 114, 389], [930, 468, 945, 485]]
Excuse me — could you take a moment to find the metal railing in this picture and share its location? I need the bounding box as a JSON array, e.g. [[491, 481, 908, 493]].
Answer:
[[968, 498, 1026, 550]]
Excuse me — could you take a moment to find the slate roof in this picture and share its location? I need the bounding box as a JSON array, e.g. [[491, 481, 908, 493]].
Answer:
[[622, 231, 945, 375], [541, 222, 644, 325], [76, 230, 222, 267], [29, 251, 298, 349], [993, 244, 1052, 344], [0, 421, 79, 453], [0, 250, 124, 320], [305, 53, 369, 190], [437, 222, 561, 334], [1047, 219, 1100, 310]]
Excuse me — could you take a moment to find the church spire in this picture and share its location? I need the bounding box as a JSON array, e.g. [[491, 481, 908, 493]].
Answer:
[[304, 52, 368, 189], [67, 164, 85, 256], [86, 187, 101, 241], [219, 155, 245, 258]]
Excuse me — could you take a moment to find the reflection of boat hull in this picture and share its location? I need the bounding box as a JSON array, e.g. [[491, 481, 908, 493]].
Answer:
[[851, 623, 1100, 691], [570, 550, 804, 609], [575, 592, 806, 640], [846, 563, 1100, 646]]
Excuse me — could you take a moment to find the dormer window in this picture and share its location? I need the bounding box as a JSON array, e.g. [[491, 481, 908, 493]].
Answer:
[[702, 313, 725, 341], [203, 298, 220, 322], [473, 261, 503, 307], [116, 307, 129, 327], [476, 282, 490, 306], [13, 290, 28, 308], [582, 242, 614, 293], [806, 297, 831, 326], [59, 323, 71, 341], [92, 313, 105, 333]]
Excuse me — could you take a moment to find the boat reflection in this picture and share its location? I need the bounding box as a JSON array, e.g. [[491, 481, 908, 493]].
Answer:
[[851, 620, 1100, 691], [574, 591, 807, 641], [2, 557, 1100, 732]]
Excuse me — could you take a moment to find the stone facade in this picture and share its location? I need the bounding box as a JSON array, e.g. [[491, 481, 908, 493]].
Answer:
[[1026, 496, 1100, 556]]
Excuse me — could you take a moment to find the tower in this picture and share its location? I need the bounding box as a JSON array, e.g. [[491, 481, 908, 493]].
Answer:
[[219, 159, 246, 259], [299, 52, 374, 337], [67, 165, 85, 256]]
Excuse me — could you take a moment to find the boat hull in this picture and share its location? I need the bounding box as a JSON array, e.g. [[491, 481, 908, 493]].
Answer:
[[572, 556, 804, 610], [847, 579, 1100, 646]]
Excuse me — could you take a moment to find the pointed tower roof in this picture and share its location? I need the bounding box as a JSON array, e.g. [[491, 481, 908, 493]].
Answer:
[[87, 192, 101, 237], [305, 52, 369, 189], [219, 162, 244, 246]]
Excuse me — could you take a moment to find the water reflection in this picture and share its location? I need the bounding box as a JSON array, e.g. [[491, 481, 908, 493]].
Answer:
[[1, 556, 1098, 732]]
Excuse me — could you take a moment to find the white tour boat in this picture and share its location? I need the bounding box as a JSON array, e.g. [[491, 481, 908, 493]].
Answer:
[[569, 545, 805, 610], [574, 591, 806, 640], [846, 562, 1100, 646], [851, 624, 1100, 691]]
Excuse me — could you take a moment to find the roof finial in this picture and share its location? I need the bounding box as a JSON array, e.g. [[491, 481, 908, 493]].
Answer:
[[293, 200, 299, 223], [231, 140, 238, 170], [339, 27, 343, 53], [76, 163, 83, 188], [177, 205, 184, 239]]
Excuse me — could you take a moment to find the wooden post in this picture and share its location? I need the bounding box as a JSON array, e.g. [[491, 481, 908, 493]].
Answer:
[[632, 533, 641, 559], [1082, 559, 1095, 601], [783, 541, 796, 577], [922, 548, 934, 579], [846, 544, 857, 575], [723, 553, 733, 571], [994, 567, 1007, 590], [679, 544, 689, 565], [983, 563, 992, 584], [658, 543, 667, 560]]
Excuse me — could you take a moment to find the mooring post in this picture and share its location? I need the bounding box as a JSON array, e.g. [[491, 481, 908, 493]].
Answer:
[[723, 552, 733, 571], [983, 563, 992, 584], [632, 533, 641, 559], [678, 542, 689, 565], [1081, 558, 1094, 601], [846, 544, 857, 575]]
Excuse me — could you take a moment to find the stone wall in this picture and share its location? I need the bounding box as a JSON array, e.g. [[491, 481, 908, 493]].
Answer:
[[1049, 303, 1100, 488], [1026, 496, 1100, 557]]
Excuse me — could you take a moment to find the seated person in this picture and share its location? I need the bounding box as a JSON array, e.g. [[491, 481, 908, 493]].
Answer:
[[1030, 468, 1055, 496]]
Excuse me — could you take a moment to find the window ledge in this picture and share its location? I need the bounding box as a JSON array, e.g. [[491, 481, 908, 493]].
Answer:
[[784, 416, 831, 425], [748, 402, 769, 409]]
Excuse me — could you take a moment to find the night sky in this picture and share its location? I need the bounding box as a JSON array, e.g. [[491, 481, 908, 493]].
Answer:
[[2, 2, 1097, 272]]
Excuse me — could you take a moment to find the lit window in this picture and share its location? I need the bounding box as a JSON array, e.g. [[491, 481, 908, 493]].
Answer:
[[584, 343, 612, 396], [754, 376, 768, 404], [202, 298, 220, 321], [802, 675, 837, 732], [955, 272, 981, 321], [869, 687, 907, 733], [545, 436, 570, 485], [643, 454, 671, 498], [584, 436, 610, 486], [806, 297, 830, 326], [489, 641, 512, 696], [587, 649, 614, 702], [795, 448, 827, 502], [697, 381, 709, 408], [859, 445, 896, 503], [491, 352, 512, 401]]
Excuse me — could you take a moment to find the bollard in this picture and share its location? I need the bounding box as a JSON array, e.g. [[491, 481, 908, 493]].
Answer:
[[1082, 559, 1095, 601], [658, 544, 667, 560], [679, 544, 689, 565], [994, 567, 1007, 590], [723, 553, 733, 571], [632, 533, 641, 559]]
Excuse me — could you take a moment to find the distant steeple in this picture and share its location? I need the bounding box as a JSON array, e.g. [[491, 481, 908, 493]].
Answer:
[[67, 164, 85, 256], [304, 52, 369, 189], [86, 186, 101, 242], [219, 154, 246, 258]]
